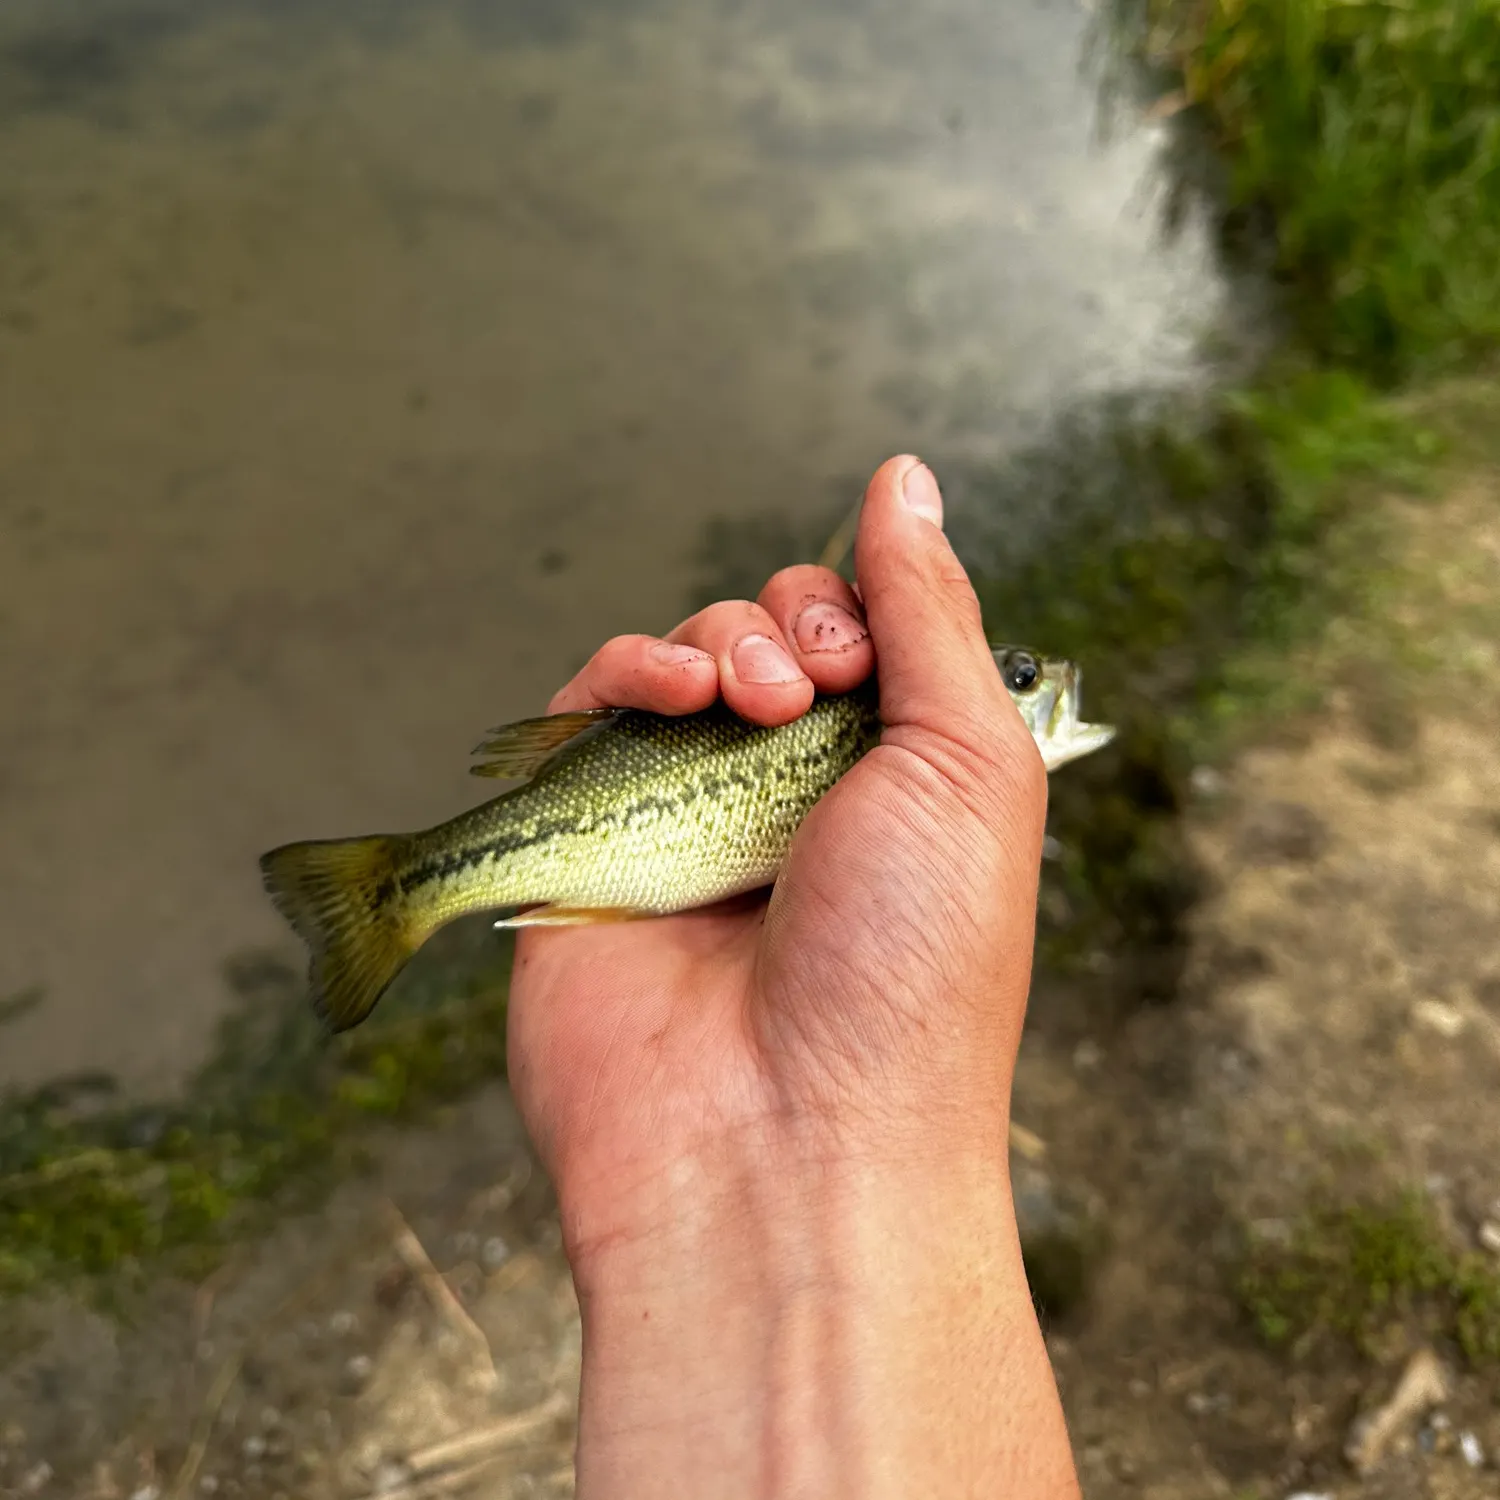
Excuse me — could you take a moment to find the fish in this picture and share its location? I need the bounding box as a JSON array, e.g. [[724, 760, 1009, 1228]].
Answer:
[[259, 646, 1114, 1033]]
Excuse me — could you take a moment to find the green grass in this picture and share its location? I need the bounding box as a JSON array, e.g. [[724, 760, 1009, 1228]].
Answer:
[[1239, 1192, 1500, 1364], [1103, 0, 1500, 380]]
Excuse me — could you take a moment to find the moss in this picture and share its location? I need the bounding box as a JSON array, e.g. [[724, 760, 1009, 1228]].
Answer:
[[1238, 1193, 1500, 1365], [0, 930, 513, 1301]]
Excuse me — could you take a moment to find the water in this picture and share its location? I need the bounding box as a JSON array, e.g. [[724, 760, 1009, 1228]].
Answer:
[[0, 0, 1229, 1094]]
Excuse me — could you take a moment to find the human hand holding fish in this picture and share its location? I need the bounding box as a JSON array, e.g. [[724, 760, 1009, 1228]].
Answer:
[[261, 454, 1101, 1498]]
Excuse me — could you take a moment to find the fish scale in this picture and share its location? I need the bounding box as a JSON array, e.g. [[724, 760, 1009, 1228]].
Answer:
[[259, 649, 1112, 1033], [405, 685, 881, 920]]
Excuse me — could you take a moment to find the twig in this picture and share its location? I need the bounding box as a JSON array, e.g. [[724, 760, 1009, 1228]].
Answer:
[[166, 1352, 242, 1499], [167, 1225, 379, 1498], [1009, 1122, 1048, 1162], [384, 1200, 500, 1395], [361, 1453, 507, 1500], [192, 1258, 240, 1347], [816, 497, 862, 576], [406, 1391, 571, 1477], [464, 1157, 533, 1220]]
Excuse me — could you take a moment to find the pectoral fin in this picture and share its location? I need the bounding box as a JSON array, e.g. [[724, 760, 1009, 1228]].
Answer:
[[469, 708, 616, 779], [493, 903, 654, 930]]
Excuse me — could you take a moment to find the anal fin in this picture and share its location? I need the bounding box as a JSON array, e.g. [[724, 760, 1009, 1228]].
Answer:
[[494, 904, 655, 930]]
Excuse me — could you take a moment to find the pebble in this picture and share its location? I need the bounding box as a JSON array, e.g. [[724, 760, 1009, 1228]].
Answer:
[[1478, 1220, 1500, 1256], [1190, 765, 1224, 798], [328, 1309, 358, 1338], [1073, 1039, 1103, 1071], [1285, 1493, 1333, 1500], [1041, 835, 1063, 861], [200, 1479, 220, 1495], [19, 1462, 52, 1495], [129, 1487, 161, 1500], [342, 1353, 374, 1394], [482, 1235, 512, 1271], [1185, 1390, 1232, 1416], [1460, 1431, 1485, 1468], [372, 1459, 413, 1494], [242, 1434, 267, 1462], [1412, 998, 1466, 1038]]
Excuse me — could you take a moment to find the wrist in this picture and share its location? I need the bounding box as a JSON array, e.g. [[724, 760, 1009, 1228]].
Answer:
[[562, 1123, 1080, 1500]]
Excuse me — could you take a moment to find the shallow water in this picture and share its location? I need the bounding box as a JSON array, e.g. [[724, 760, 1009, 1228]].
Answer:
[[0, 0, 1228, 1093]]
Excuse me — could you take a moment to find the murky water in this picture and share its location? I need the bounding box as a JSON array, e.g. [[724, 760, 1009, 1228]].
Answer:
[[0, 0, 1228, 1094]]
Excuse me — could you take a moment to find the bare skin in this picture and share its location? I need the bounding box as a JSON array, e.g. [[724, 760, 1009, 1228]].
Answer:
[[506, 455, 1082, 1499]]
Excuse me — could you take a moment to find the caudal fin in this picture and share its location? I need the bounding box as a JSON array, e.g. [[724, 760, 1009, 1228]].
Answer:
[[258, 834, 417, 1032]]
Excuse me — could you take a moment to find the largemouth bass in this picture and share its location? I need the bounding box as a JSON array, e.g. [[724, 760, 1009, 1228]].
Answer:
[[260, 647, 1113, 1032]]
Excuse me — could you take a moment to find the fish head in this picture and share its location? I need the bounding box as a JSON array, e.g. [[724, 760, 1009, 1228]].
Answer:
[[990, 645, 1116, 772]]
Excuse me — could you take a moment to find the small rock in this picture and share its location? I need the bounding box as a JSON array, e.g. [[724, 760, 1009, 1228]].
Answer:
[[1285, 1493, 1333, 1500], [342, 1353, 374, 1394], [129, 1487, 161, 1500], [1041, 835, 1063, 861], [1190, 765, 1224, 798], [481, 1235, 511, 1271], [1412, 999, 1466, 1038], [199, 1478, 219, 1495], [1460, 1431, 1485, 1468], [372, 1459, 413, 1494], [241, 1434, 267, 1461], [1429, 1411, 1451, 1431], [328, 1309, 358, 1338], [352, 1438, 384, 1476], [1073, 1039, 1103, 1071], [1185, 1390, 1231, 1416], [19, 1462, 52, 1495], [1478, 1220, 1500, 1256], [1128, 1378, 1151, 1399]]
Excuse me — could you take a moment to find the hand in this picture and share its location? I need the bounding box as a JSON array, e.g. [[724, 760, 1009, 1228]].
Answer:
[[506, 456, 1080, 1499]]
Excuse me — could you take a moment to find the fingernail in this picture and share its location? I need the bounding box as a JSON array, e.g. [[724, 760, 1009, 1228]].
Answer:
[[732, 633, 805, 685], [651, 641, 712, 666], [793, 600, 869, 655], [900, 461, 943, 526]]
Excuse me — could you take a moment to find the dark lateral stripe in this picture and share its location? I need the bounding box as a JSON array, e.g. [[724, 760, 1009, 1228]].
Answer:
[[402, 722, 867, 892]]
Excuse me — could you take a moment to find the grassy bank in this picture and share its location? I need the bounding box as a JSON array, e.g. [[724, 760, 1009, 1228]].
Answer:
[[1101, 0, 1500, 381]]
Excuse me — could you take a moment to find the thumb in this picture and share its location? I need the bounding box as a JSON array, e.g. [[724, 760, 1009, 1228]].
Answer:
[[854, 455, 1045, 809]]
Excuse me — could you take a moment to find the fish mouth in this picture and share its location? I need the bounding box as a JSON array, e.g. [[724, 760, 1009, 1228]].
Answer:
[[1041, 661, 1116, 771]]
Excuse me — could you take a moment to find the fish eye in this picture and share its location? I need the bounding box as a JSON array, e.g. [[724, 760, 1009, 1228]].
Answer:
[[1002, 650, 1040, 693]]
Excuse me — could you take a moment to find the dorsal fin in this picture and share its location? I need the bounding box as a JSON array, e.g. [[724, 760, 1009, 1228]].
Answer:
[[469, 707, 616, 780]]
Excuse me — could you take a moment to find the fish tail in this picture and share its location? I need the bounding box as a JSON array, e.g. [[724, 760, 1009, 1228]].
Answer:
[[258, 833, 419, 1032]]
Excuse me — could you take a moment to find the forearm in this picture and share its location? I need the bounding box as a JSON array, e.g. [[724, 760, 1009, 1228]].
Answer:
[[564, 1134, 1081, 1500]]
